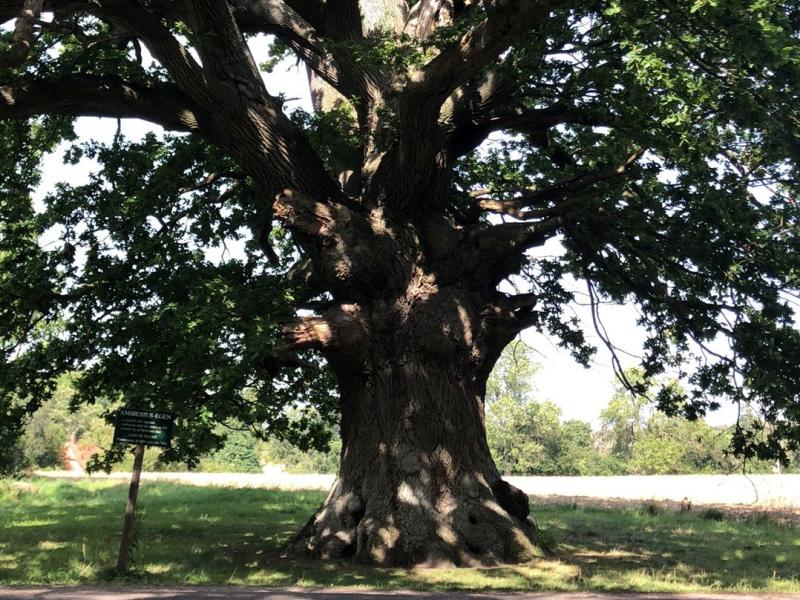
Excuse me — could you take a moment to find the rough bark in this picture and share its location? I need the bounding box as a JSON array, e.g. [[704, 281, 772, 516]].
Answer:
[[276, 190, 545, 566]]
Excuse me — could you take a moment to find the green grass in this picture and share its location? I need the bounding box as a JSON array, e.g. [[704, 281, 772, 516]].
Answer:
[[0, 478, 798, 591]]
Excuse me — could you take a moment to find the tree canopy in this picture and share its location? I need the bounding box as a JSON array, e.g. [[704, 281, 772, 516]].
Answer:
[[1, 0, 800, 565], [2, 0, 798, 469]]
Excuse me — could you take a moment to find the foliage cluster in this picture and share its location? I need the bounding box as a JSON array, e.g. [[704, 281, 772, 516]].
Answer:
[[0, 126, 340, 474]]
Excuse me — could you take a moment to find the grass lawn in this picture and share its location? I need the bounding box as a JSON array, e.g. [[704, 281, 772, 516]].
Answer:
[[0, 477, 798, 591]]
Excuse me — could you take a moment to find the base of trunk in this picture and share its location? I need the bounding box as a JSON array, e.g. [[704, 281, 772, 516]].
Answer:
[[283, 471, 541, 567]]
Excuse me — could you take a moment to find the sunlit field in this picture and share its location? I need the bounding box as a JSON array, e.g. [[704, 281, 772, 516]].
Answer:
[[0, 478, 798, 591]]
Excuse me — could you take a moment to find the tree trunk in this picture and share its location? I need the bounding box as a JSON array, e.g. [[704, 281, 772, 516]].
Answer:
[[285, 330, 540, 566], [275, 190, 540, 566]]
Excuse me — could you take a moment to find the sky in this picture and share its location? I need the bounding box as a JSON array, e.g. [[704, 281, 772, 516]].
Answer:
[[30, 36, 741, 429]]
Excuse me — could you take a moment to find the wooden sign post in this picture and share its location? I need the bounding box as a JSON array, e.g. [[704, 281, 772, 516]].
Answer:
[[113, 408, 174, 573], [117, 443, 144, 572]]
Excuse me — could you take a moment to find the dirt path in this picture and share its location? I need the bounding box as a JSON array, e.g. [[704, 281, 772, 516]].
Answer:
[[1, 589, 799, 600]]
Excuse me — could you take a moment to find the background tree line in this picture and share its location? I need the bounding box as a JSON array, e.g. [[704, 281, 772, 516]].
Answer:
[[9, 342, 797, 476], [483, 343, 795, 476]]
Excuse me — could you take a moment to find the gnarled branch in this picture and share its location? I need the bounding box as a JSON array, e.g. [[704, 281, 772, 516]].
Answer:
[[184, 0, 267, 101], [374, 0, 568, 210], [267, 350, 320, 372], [472, 216, 564, 258], [274, 189, 341, 237], [0, 0, 42, 69], [99, 0, 212, 105], [467, 216, 564, 285], [0, 75, 209, 132], [230, 0, 325, 39], [280, 304, 367, 358], [473, 150, 644, 219], [281, 316, 336, 351], [410, 0, 445, 38], [447, 101, 616, 158], [403, 0, 566, 112], [231, 0, 357, 98]]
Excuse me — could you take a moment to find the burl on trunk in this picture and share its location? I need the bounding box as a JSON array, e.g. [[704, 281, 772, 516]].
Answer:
[[276, 190, 544, 566]]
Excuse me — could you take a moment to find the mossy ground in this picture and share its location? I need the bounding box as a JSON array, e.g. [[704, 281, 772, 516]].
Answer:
[[0, 478, 798, 591]]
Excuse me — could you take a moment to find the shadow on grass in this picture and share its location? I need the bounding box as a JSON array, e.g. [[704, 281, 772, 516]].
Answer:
[[0, 479, 798, 591]]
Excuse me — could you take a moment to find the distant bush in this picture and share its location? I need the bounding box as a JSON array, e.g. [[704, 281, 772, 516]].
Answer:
[[258, 434, 341, 474], [199, 428, 261, 473], [640, 501, 660, 516], [700, 508, 726, 521]]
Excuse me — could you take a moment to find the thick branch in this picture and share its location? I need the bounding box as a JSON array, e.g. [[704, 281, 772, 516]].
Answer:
[[403, 0, 566, 112], [440, 68, 518, 126], [274, 189, 341, 238], [527, 150, 642, 202], [0, 0, 42, 68], [474, 150, 644, 218], [411, 0, 444, 39], [275, 189, 396, 300], [234, 0, 382, 107], [0, 75, 209, 132], [280, 304, 367, 357], [231, 0, 317, 37], [475, 197, 584, 220], [281, 316, 335, 351], [99, 0, 212, 105], [286, 256, 324, 300], [377, 0, 567, 210], [499, 292, 539, 311], [473, 217, 563, 258], [1, 0, 344, 218], [440, 64, 618, 158], [467, 217, 563, 285], [280, 0, 326, 30], [230, 0, 325, 35], [326, 0, 363, 39], [148, 5, 347, 205], [263, 350, 320, 376], [184, 0, 267, 99], [3, 0, 369, 118], [230, 0, 355, 97], [448, 102, 615, 158]]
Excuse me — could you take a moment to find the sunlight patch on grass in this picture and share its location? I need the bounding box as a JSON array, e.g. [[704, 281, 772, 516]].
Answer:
[[766, 577, 800, 593], [586, 567, 718, 592], [67, 559, 97, 580], [37, 541, 68, 550], [182, 571, 212, 584], [5, 518, 58, 528], [237, 570, 294, 586], [197, 513, 220, 523], [407, 560, 583, 591], [142, 562, 175, 574], [0, 554, 19, 567]]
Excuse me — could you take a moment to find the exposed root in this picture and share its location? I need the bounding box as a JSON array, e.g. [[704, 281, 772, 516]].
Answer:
[[283, 474, 541, 567]]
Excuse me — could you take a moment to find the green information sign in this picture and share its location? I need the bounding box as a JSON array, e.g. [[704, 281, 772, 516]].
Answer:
[[113, 409, 174, 447]]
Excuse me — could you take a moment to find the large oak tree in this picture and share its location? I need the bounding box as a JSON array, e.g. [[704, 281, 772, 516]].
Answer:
[[1, 0, 799, 566]]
